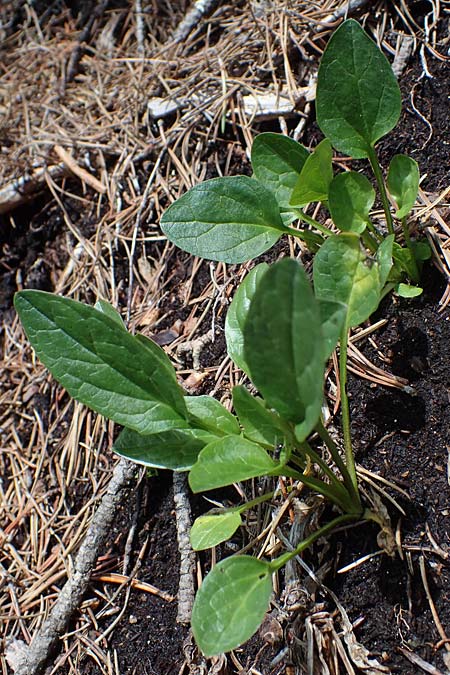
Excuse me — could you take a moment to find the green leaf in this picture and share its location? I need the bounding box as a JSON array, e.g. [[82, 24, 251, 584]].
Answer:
[[113, 427, 216, 471], [328, 172, 375, 234], [190, 511, 242, 551], [232, 385, 284, 447], [14, 291, 188, 434], [316, 19, 401, 158], [387, 154, 420, 219], [392, 243, 418, 280], [244, 259, 325, 441], [290, 139, 333, 206], [251, 133, 309, 207], [397, 283, 423, 298], [314, 234, 384, 328], [189, 436, 278, 492], [191, 556, 272, 656], [225, 263, 269, 373], [185, 395, 240, 436], [318, 301, 347, 360], [377, 234, 395, 287], [94, 299, 126, 328], [160, 176, 287, 264], [413, 240, 431, 261]]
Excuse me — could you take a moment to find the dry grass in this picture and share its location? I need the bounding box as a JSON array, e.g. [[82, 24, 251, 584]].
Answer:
[[1, 1, 449, 673]]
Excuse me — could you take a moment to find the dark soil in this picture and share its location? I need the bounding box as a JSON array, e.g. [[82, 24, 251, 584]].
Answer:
[[2, 13, 449, 675], [332, 262, 450, 673]]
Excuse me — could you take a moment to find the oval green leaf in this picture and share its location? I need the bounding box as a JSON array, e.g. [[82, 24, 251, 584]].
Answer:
[[94, 299, 126, 328], [244, 258, 325, 441], [316, 19, 401, 158], [313, 234, 384, 328], [185, 395, 240, 436], [318, 300, 347, 360], [396, 283, 423, 298], [14, 291, 188, 434], [251, 132, 309, 207], [225, 263, 269, 373], [232, 385, 284, 447], [160, 176, 287, 263], [113, 427, 216, 471], [290, 138, 333, 206], [191, 556, 272, 656], [190, 511, 242, 551], [377, 234, 395, 288], [329, 171, 375, 234], [387, 154, 420, 219], [189, 436, 278, 493]]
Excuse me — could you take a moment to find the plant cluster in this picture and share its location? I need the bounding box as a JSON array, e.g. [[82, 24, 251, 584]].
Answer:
[[15, 20, 429, 659], [161, 20, 429, 296]]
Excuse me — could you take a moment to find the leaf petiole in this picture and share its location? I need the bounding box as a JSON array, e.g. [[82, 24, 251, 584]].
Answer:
[[285, 225, 324, 249], [269, 512, 360, 572], [315, 419, 361, 509], [367, 146, 394, 235], [338, 327, 359, 495], [401, 216, 420, 284]]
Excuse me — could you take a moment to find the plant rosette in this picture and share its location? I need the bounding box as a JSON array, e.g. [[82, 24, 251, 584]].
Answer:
[[14, 17, 425, 661]]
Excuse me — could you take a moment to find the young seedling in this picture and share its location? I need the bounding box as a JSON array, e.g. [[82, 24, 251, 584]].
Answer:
[[14, 17, 425, 662], [14, 236, 393, 655], [160, 19, 430, 295]]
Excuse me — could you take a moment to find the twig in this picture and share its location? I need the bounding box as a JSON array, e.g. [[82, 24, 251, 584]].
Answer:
[[397, 647, 445, 675], [6, 457, 138, 675], [63, 0, 110, 90], [126, 148, 165, 323], [171, 0, 220, 44], [122, 470, 145, 575], [173, 472, 196, 624], [135, 0, 145, 56], [419, 556, 450, 652], [54, 145, 106, 194], [317, 0, 371, 30], [0, 165, 69, 215], [93, 573, 174, 602]]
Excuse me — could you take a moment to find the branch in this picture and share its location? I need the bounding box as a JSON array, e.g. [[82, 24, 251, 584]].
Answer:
[[173, 472, 196, 624], [171, 0, 220, 44], [7, 457, 138, 675], [0, 165, 69, 215]]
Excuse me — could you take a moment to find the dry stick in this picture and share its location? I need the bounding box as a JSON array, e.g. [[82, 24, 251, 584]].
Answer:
[[54, 145, 106, 194], [397, 647, 445, 675], [10, 457, 138, 675], [63, 0, 110, 90], [126, 148, 165, 323], [171, 0, 221, 44], [419, 556, 450, 653], [318, 0, 371, 28], [135, 0, 146, 56], [173, 472, 196, 624], [0, 165, 69, 215]]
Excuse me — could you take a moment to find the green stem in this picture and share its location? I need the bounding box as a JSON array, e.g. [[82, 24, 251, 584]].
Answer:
[[339, 327, 359, 497], [235, 490, 276, 515], [285, 225, 324, 250], [269, 512, 359, 572], [367, 147, 394, 235], [297, 441, 351, 501], [273, 465, 352, 513], [361, 230, 378, 254], [366, 219, 383, 242], [295, 209, 331, 237], [401, 216, 420, 284], [315, 419, 360, 508]]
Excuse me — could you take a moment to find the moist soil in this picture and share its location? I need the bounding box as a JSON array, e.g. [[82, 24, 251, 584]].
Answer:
[[1, 18, 449, 675]]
